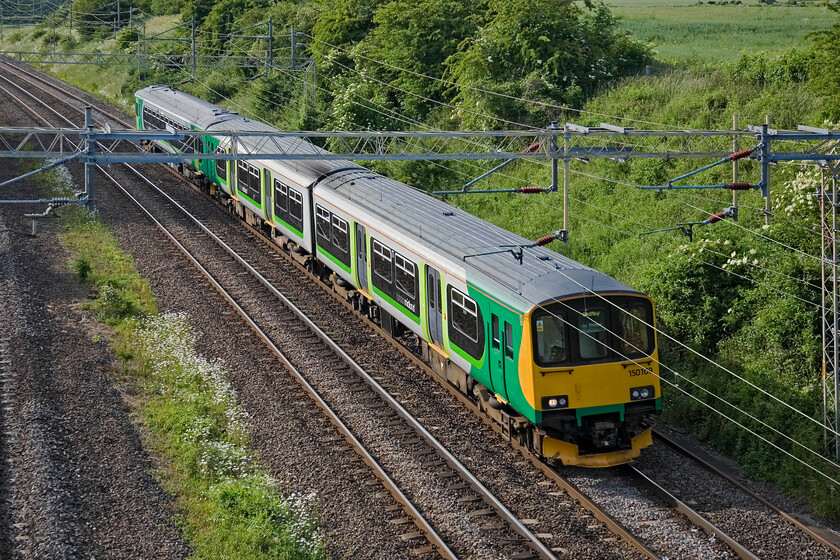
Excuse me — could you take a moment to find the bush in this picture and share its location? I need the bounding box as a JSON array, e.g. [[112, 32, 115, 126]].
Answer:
[[446, 0, 652, 128], [725, 48, 812, 85], [73, 257, 92, 282], [808, 4, 840, 119], [59, 34, 77, 51], [116, 28, 140, 50]]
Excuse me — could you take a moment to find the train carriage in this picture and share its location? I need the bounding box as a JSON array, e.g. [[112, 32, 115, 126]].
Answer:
[[135, 85, 662, 467]]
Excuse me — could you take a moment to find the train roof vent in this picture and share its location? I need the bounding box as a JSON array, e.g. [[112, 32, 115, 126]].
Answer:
[[443, 211, 455, 216]]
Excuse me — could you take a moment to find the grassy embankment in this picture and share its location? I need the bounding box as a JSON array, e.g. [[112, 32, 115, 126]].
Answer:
[[26, 163, 326, 558], [449, 4, 839, 517]]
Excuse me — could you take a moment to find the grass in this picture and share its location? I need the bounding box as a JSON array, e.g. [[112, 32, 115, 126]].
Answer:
[[610, 2, 832, 62], [122, 313, 325, 559], [30, 161, 327, 558]]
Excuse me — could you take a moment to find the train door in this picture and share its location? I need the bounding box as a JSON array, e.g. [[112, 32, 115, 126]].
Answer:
[[489, 313, 505, 397], [264, 170, 273, 223], [355, 223, 368, 292], [502, 320, 514, 399], [427, 267, 443, 347]]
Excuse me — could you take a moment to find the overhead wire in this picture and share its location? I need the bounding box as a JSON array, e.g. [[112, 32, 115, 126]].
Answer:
[[227, 33, 826, 318], [302, 32, 689, 131], [516, 262, 839, 483], [201, 52, 830, 450], [526, 255, 836, 438], [163, 23, 835, 476]]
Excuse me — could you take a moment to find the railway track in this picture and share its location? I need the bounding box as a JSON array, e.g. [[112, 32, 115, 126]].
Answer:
[[643, 429, 840, 559], [2, 58, 839, 559], [0, 59, 567, 559]]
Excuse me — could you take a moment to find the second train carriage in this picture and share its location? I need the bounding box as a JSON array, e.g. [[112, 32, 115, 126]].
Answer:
[[135, 85, 662, 467]]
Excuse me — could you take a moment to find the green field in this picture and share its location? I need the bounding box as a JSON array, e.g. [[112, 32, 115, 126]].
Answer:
[[609, 2, 832, 61]]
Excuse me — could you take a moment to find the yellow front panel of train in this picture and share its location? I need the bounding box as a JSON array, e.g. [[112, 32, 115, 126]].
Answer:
[[518, 297, 660, 414]]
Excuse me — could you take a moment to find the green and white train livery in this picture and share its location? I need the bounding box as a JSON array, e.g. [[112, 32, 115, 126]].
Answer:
[[136, 85, 661, 467]]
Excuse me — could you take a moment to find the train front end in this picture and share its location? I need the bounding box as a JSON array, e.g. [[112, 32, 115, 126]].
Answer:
[[521, 294, 661, 467]]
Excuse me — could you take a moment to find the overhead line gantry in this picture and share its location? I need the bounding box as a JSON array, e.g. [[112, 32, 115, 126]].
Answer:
[[1, 118, 839, 460]]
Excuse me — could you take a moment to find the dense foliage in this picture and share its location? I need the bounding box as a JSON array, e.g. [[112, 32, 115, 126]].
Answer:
[[114, 0, 651, 132], [446, 0, 650, 128], [808, 3, 840, 120]]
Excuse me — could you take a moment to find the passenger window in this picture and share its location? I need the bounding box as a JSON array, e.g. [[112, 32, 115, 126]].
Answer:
[[316, 205, 331, 242], [372, 240, 393, 283], [450, 288, 478, 342], [237, 163, 260, 201], [332, 216, 349, 254], [578, 309, 609, 359], [491, 314, 500, 350], [288, 189, 303, 221], [237, 161, 248, 190], [215, 146, 227, 182], [427, 271, 435, 310], [394, 253, 416, 298], [250, 165, 260, 192], [274, 179, 288, 214]]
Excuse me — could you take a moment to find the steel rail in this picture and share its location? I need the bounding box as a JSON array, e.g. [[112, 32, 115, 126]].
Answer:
[[625, 464, 759, 560], [3, 61, 665, 560], [0, 61, 461, 559], [220, 186, 662, 560], [653, 429, 840, 556], [4, 60, 741, 560], [0, 60, 134, 128], [120, 152, 557, 560], [9, 53, 840, 560], [98, 161, 459, 560]]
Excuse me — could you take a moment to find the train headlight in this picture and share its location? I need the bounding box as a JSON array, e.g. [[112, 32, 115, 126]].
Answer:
[[630, 386, 655, 401], [541, 395, 569, 410]]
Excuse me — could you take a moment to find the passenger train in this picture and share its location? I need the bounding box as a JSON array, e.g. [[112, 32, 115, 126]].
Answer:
[[135, 85, 661, 467]]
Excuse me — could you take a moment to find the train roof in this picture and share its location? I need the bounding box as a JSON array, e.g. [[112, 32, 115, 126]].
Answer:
[[137, 85, 344, 182], [137, 85, 244, 129], [316, 169, 637, 304], [135, 85, 641, 306]]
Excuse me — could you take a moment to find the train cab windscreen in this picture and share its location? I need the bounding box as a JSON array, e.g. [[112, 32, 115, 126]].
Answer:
[[532, 296, 654, 367]]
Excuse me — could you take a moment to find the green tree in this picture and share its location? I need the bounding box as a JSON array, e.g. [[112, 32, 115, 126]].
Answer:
[[74, 0, 137, 39], [311, 0, 389, 79], [353, 0, 485, 121], [446, 0, 651, 129]]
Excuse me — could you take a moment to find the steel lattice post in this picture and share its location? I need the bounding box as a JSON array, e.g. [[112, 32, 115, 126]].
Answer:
[[822, 168, 840, 461], [84, 107, 95, 212], [835, 173, 840, 461]]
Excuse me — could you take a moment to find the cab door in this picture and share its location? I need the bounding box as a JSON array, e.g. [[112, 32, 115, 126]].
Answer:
[[488, 313, 505, 397]]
